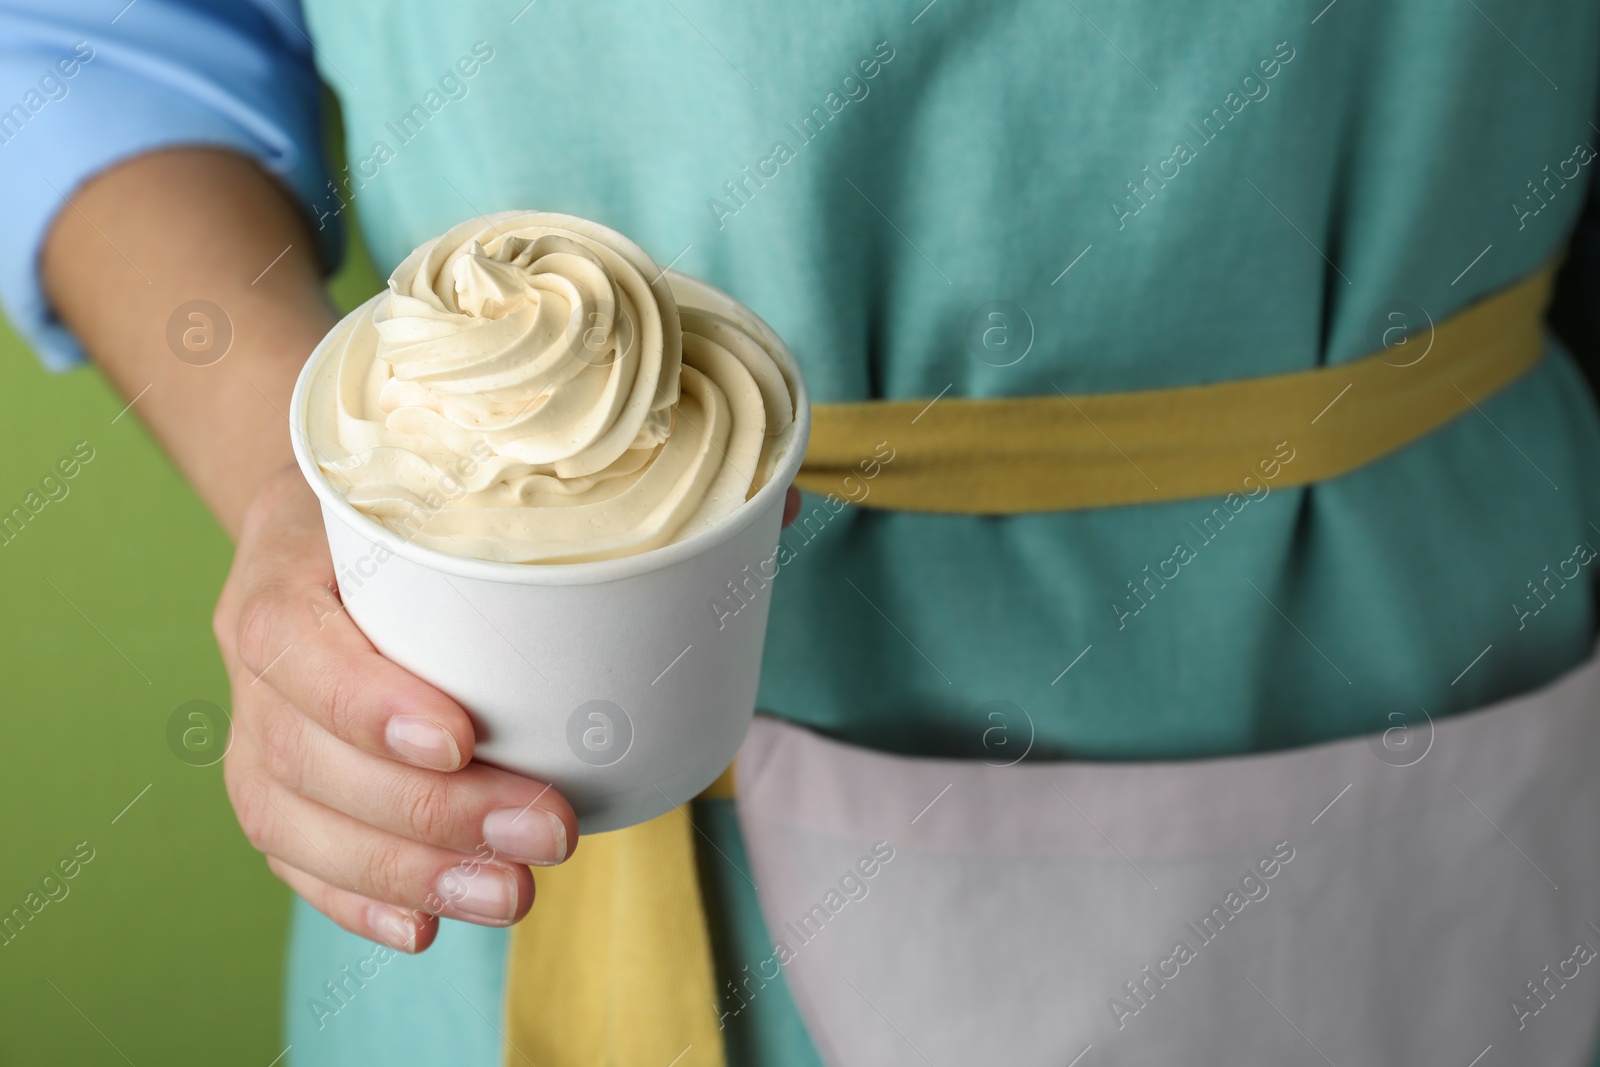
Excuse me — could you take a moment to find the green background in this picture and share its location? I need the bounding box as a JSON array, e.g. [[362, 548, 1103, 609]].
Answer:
[[0, 221, 383, 1066]]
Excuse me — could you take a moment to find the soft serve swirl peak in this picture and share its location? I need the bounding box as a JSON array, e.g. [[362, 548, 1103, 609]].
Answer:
[[306, 212, 798, 563]]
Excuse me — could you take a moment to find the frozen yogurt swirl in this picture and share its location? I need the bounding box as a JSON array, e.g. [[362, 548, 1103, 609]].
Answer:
[[306, 211, 797, 563]]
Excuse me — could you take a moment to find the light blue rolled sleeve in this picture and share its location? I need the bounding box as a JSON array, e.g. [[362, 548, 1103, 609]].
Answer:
[[0, 0, 337, 370]]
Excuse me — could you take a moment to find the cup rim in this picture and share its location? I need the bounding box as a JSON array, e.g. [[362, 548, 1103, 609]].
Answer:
[[289, 271, 812, 588]]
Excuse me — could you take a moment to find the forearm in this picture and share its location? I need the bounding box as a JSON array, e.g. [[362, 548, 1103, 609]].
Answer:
[[41, 147, 338, 538]]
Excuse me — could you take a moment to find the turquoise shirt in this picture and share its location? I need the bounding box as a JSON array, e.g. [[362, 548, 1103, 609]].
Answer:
[[283, 1, 1600, 1063]]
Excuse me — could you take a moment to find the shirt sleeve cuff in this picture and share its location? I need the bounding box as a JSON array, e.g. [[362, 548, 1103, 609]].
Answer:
[[0, 28, 336, 370]]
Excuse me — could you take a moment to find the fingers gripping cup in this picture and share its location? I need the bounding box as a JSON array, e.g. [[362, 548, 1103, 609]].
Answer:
[[289, 212, 810, 833]]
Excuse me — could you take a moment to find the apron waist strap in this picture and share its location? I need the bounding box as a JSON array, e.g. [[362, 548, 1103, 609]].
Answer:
[[796, 260, 1558, 512]]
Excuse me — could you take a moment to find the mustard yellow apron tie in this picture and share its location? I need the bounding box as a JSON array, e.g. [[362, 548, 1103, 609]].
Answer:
[[504, 260, 1558, 1065], [796, 262, 1555, 512], [504, 768, 737, 1067]]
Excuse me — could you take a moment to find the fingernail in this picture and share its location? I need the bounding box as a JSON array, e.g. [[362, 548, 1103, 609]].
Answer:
[[482, 808, 568, 867], [438, 863, 518, 924], [386, 715, 461, 771], [368, 904, 417, 952]]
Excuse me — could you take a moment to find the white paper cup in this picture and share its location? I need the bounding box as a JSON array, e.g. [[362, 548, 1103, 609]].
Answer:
[[289, 272, 810, 833]]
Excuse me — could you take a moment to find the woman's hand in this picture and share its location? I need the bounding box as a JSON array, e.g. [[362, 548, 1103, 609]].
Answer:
[[212, 467, 578, 953], [42, 148, 802, 954]]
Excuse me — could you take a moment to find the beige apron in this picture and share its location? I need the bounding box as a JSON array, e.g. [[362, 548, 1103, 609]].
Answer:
[[734, 645, 1600, 1066]]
